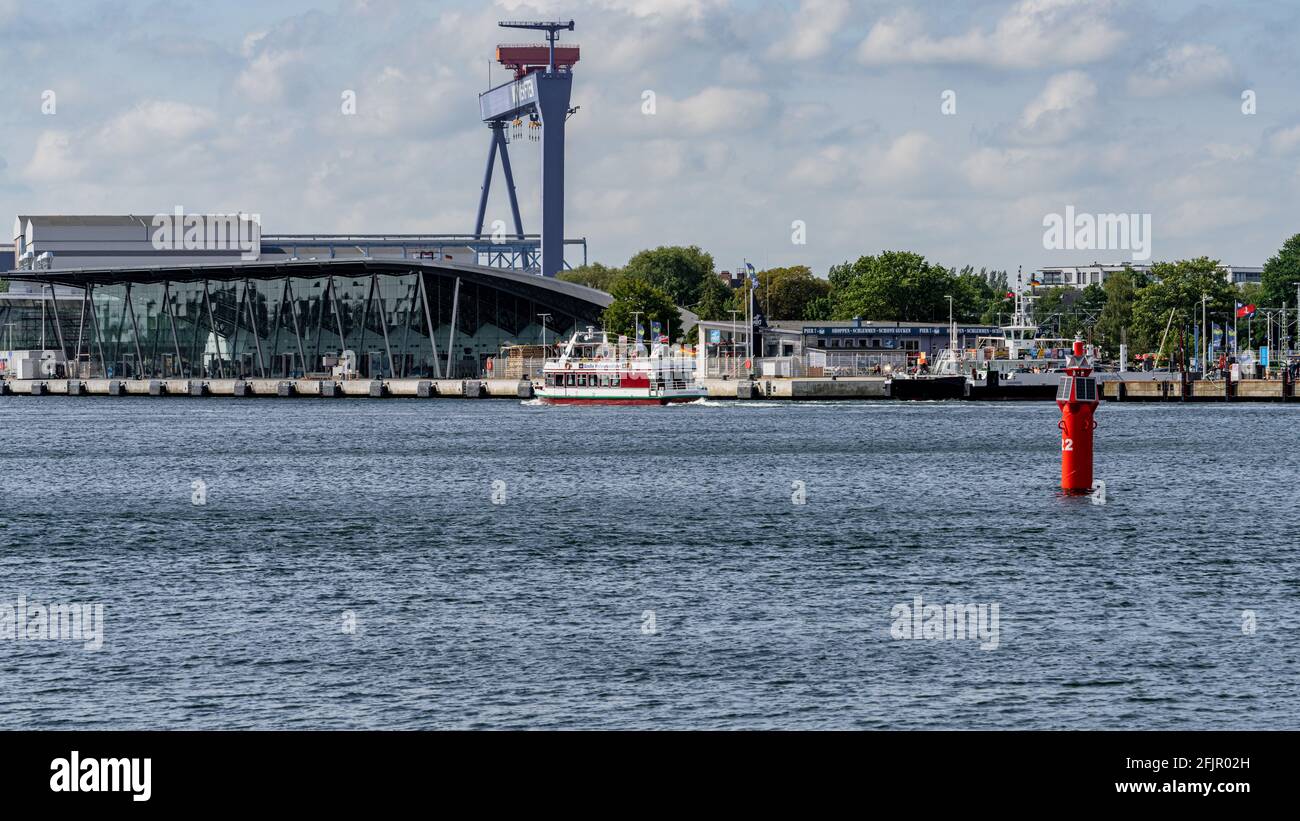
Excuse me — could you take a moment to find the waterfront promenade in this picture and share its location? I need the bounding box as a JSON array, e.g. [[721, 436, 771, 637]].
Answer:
[[1, 374, 1294, 401]]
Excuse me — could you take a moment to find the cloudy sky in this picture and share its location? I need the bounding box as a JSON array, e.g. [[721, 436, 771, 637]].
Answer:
[[2, 0, 1299, 279]]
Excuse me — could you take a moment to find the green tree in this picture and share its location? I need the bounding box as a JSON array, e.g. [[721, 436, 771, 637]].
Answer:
[[602, 277, 681, 341], [830, 251, 954, 321], [558, 262, 623, 292], [950, 268, 1002, 323], [623, 245, 714, 308], [1130, 257, 1234, 354], [755, 265, 831, 320], [802, 293, 834, 321], [1260, 233, 1300, 310], [1094, 267, 1137, 355], [693, 274, 739, 321]]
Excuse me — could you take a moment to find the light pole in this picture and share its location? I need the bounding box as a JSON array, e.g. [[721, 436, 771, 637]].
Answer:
[[1292, 283, 1300, 356], [630, 310, 643, 344], [944, 294, 954, 354], [728, 309, 741, 377], [1200, 294, 1209, 377], [537, 312, 552, 348]]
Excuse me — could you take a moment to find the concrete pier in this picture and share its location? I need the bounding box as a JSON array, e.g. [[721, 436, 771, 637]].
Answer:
[[1, 375, 898, 400], [8, 374, 1294, 401], [1103, 378, 1289, 402], [1, 377, 532, 399]]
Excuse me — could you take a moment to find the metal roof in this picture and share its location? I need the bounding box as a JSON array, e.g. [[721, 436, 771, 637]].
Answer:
[[3, 257, 612, 311]]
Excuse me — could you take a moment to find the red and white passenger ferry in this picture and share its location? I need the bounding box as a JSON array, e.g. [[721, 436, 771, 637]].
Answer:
[[537, 327, 706, 405]]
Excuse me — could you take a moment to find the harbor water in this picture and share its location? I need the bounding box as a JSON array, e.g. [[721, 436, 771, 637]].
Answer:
[[1, 397, 1297, 729]]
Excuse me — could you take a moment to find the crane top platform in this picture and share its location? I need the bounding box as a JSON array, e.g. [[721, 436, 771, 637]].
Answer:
[[496, 44, 581, 78]]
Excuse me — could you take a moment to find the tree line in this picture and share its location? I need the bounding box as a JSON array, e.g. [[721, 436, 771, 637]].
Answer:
[[559, 233, 1300, 355]]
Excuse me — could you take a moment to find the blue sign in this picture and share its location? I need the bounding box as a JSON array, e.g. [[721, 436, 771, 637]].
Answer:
[[709, 329, 722, 343], [801, 325, 998, 337], [1261, 346, 1269, 367]]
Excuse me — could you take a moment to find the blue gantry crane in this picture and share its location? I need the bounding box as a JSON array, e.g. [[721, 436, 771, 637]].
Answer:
[[474, 19, 579, 278]]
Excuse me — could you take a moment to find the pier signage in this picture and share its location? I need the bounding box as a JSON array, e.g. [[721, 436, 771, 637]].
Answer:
[[800, 325, 998, 337]]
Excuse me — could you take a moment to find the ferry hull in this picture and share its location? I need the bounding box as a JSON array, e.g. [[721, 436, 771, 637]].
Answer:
[[888, 376, 967, 400], [538, 395, 702, 406]]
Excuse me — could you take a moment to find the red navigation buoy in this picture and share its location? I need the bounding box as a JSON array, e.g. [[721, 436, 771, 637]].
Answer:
[[1056, 338, 1099, 493]]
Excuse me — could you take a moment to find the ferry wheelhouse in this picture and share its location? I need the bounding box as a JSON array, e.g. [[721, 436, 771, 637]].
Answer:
[[537, 327, 706, 405]]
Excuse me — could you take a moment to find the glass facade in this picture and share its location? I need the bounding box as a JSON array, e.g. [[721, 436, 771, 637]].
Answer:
[[4, 271, 598, 379]]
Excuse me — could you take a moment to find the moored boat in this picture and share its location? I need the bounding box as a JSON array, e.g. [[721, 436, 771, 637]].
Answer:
[[536, 327, 706, 405]]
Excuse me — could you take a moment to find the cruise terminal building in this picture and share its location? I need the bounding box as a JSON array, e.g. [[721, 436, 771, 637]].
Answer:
[[2, 215, 607, 381]]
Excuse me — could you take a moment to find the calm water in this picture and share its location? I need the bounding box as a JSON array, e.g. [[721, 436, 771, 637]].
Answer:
[[1, 396, 1297, 729]]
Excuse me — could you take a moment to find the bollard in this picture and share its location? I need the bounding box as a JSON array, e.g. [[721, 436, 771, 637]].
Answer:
[[1056, 338, 1100, 493]]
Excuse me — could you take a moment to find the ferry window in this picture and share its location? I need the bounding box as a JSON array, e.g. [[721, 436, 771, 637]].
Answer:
[[566, 373, 575, 386], [612, 375, 620, 387], [578, 374, 587, 387]]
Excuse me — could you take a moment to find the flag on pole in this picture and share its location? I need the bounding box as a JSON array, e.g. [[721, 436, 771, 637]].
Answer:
[[635, 323, 645, 342], [1212, 324, 1223, 351], [651, 320, 661, 339], [1236, 302, 1257, 319]]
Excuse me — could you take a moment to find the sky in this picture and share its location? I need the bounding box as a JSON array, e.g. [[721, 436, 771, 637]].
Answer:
[[2, 0, 1300, 281]]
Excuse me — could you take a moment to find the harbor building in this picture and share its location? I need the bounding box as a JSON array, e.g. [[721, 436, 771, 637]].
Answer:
[[695, 318, 1000, 378], [1036, 263, 1262, 287], [3, 214, 607, 380]]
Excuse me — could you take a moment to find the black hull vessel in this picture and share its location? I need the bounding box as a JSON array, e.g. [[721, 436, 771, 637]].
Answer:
[[888, 375, 967, 400]]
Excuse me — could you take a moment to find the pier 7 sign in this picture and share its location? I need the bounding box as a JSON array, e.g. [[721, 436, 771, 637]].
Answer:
[[800, 325, 999, 337]]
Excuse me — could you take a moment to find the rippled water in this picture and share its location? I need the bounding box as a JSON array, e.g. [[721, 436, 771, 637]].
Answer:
[[1, 396, 1296, 729]]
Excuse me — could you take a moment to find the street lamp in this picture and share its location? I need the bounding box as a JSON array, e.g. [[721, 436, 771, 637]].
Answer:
[[537, 312, 551, 347], [1200, 294, 1210, 377], [945, 294, 954, 351]]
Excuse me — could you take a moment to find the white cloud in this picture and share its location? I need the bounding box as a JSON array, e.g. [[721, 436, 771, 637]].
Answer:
[[1015, 71, 1097, 144], [235, 49, 308, 104], [96, 101, 218, 153], [502, 0, 726, 21], [1204, 143, 1253, 163], [1267, 124, 1300, 155], [1127, 44, 1238, 97], [670, 86, 770, 134], [770, 0, 850, 61], [241, 30, 268, 58], [24, 131, 85, 182], [858, 0, 1125, 70]]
